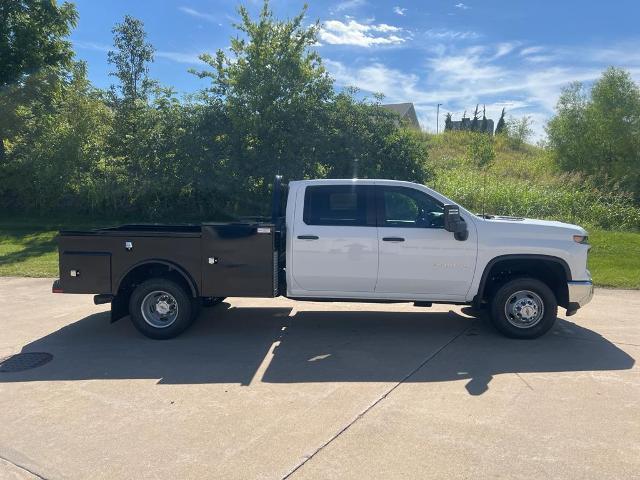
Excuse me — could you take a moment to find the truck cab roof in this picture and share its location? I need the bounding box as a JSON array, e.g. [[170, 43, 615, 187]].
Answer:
[[289, 179, 416, 187]]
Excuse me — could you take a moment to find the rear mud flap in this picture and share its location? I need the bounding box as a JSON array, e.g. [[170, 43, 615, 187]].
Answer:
[[110, 293, 130, 323]]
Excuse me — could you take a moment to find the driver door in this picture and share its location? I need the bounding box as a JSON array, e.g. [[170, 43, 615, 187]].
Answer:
[[375, 185, 476, 298]]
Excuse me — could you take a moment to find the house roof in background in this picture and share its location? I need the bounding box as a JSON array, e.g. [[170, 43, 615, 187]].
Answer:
[[382, 103, 413, 116], [381, 103, 421, 129]]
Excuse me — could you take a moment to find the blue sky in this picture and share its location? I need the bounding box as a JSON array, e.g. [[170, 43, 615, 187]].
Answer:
[[70, 0, 640, 139]]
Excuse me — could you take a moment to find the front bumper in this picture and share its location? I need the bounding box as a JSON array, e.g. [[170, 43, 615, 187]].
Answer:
[[566, 280, 594, 314]]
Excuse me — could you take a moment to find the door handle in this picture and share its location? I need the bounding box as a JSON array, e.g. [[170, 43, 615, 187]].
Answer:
[[382, 237, 405, 242], [297, 235, 319, 240]]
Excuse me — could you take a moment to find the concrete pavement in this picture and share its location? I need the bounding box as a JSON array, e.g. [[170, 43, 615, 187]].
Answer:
[[0, 277, 638, 479]]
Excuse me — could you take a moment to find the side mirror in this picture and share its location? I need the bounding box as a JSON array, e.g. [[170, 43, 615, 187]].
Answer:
[[444, 204, 468, 241]]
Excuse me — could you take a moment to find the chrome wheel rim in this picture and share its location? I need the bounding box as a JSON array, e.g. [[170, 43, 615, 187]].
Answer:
[[504, 290, 544, 329], [141, 290, 179, 329]]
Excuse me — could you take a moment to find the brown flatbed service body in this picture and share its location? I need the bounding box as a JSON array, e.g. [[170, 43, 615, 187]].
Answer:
[[56, 222, 280, 304]]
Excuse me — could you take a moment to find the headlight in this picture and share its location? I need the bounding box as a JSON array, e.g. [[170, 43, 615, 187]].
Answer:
[[573, 234, 588, 244]]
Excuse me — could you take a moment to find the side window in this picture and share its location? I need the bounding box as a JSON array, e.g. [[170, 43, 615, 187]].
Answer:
[[303, 185, 373, 226], [379, 187, 444, 228]]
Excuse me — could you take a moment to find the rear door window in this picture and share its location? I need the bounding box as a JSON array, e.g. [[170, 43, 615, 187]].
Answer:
[[303, 185, 374, 226]]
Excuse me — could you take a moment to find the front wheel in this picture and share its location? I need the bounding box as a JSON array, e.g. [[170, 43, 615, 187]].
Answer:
[[490, 277, 557, 339], [129, 278, 195, 339]]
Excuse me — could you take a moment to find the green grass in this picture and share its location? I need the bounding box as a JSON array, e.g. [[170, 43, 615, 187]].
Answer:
[[1, 220, 638, 289], [0, 227, 59, 277], [588, 229, 640, 289], [0, 218, 117, 278]]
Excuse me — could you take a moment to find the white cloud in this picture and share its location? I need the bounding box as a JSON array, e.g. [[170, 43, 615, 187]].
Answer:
[[520, 46, 544, 56], [75, 40, 206, 66], [156, 51, 206, 65], [524, 55, 555, 64], [455, 3, 470, 9], [375, 24, 402, 33], [326, 59, 422, 100], [424, 29, 479, 40], [585, 45, 640, 65], [74, 40, 110, 52], [319, 19, 407, 47], [428, 47, 505, 83], [323, 41, 638, 139], [493, 42, 518, 59], [393, 6, 407, 16], [179, 6, 218, 23], [331, 0, 367, 13], [520, 46, 560, 64]]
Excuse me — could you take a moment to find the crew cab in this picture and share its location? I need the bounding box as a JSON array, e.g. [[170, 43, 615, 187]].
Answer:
[[53, 177, 593, 339]]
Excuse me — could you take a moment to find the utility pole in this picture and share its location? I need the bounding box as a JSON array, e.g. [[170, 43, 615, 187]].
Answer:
[[436, 103, 443, 134]]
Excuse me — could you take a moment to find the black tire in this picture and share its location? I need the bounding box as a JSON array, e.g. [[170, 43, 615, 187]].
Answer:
[[490, 277, 557, 339], [202, 296, 226, 307], [129, 278, 195, 339]]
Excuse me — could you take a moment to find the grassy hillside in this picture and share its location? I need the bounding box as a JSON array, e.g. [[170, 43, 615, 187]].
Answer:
[[426, 131, 640, 231]]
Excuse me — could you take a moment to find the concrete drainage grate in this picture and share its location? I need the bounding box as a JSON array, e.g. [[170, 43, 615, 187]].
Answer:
[[0, 352, 53, 372]]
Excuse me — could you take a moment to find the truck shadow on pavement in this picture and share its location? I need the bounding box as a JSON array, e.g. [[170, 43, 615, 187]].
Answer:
[[0, 304, 635, 395]]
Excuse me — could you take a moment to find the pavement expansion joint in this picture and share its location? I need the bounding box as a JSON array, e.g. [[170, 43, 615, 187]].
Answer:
[[280, 321, 474, 479], [0, 454, 48, 480]]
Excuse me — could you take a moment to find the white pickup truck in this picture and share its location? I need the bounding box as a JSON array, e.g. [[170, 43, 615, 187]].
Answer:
[[53, 177, 593, 340]]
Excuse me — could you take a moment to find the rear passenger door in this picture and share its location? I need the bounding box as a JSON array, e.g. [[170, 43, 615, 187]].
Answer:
[[291, 184, 378, 293]]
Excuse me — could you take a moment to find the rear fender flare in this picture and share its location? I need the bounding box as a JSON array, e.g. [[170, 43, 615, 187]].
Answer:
[[114, 259, 199, 298]]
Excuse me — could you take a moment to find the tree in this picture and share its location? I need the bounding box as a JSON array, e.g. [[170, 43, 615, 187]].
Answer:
[[468, 132, 495, 169], [467, 131, 496, 217], [495, 107, 506, 134], [480, 105, 488, 133], [107, 15, 155, 104], [470, 104, 480, 131], [323, 94, 430, 182], [459, 110, 468, 131], [106, 15, 156, 197], [547, 67, 640, 197], [444, 112, 453, 131], [506, 115, 533, 149], [1, 61, 113, 213], [188, 0, 433, 213], [0, 0, 78, 162], [0, 0, 433, 219], [191, 0, 334, 209]]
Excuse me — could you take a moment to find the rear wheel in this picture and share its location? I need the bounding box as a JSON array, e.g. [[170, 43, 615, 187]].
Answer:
[[129, 278, 195, 339], [490, 277, 557, 339]]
